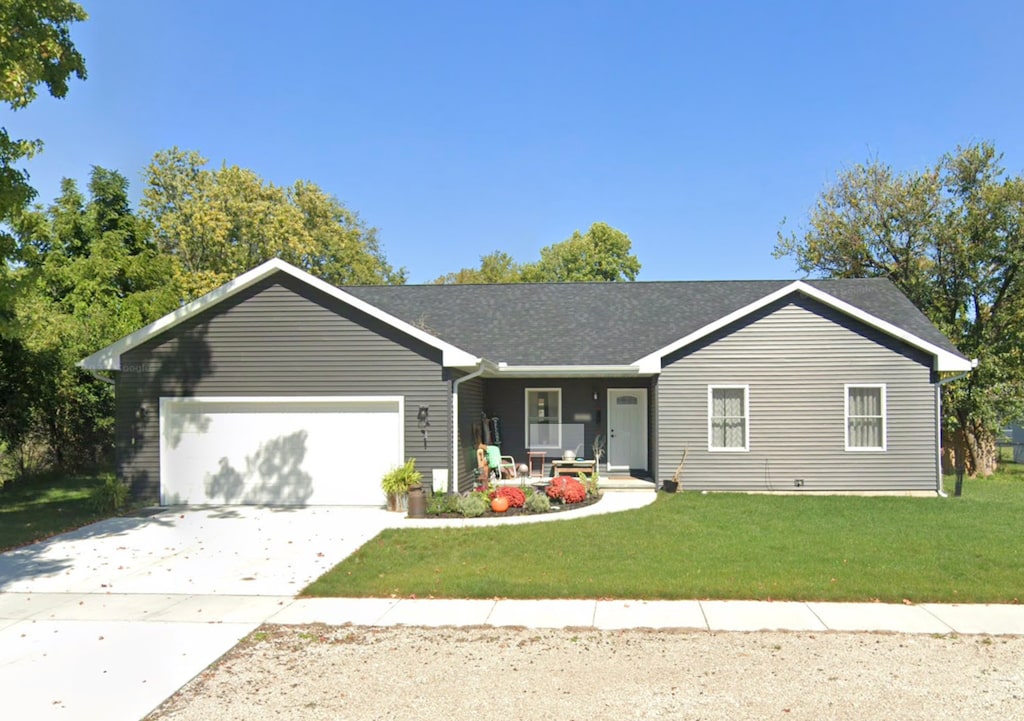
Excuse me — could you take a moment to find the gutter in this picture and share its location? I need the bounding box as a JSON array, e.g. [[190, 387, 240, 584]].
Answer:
[[450, 359, 497, 493], [934, 359, 978, 497]]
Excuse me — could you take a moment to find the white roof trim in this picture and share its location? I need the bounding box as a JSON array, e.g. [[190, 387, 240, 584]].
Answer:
[[632, 280, 974, 374], [489, 364, 643, 378], [78, 258, 480, 370]]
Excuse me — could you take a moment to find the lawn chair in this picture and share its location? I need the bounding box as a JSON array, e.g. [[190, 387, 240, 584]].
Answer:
[[479, 444, 517, 481]]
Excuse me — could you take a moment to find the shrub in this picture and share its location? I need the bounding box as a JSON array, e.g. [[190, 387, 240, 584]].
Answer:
[[546, 476, 587, 504], [495, 486, 526, 508], [381, 458, 422, 495], [427, 492, 461, 515], [91, 474, 128, 513], [473, 483, 496, 500], [457, 493, 489, 518], [524, 491, 551, 514]]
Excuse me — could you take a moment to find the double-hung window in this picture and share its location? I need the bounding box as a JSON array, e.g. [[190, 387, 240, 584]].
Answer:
[[708, 385, 749, 451], [845, 384, 886, 451], [525, 388, 561, 449]]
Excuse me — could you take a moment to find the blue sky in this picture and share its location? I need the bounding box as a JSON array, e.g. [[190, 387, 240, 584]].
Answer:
[[8, 0, 1023, 283]]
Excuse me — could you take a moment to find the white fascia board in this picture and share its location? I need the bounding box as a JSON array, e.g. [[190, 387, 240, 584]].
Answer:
[[489, 364, 643, 378], [79, 258, 479, 370], [632, 280, 974, 374]]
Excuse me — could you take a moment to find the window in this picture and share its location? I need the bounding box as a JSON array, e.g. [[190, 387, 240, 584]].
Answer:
[[845, 384, 886, 451], [525, 388, 561, 449], [708, 385, 748, 451]]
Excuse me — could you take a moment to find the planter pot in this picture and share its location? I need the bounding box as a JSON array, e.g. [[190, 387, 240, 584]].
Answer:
[[661, 480, 679, 493], [386, 492, 408, 512]]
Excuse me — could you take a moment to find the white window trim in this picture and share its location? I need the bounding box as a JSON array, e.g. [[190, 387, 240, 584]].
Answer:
[[525, 387, 562, 449], [707, 385, 749, 452], [844, 383, 887, 452]]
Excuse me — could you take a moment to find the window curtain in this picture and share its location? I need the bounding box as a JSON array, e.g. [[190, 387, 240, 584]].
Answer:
[[711, 388, 745, 448], [848, 387, 883, 448]]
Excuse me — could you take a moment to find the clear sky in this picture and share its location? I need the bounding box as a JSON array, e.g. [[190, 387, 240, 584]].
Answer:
[[7, 0, 1023, 283]]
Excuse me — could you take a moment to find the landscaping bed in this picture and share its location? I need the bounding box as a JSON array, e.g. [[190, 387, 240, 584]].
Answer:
[[424, 476, 600, 518]]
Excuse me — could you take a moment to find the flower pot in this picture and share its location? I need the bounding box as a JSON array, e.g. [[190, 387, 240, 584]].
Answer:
[[386, 492, 408, 512], [661, 480, 679, 493]]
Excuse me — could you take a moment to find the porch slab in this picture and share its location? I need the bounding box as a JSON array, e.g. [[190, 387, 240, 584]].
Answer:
[[593, 599, 706, 630], [701, 600, 827, 632]]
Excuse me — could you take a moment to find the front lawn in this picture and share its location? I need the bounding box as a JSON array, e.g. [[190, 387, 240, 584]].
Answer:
[[0, 470, 129, 552], [304, 468, 1024, 603]]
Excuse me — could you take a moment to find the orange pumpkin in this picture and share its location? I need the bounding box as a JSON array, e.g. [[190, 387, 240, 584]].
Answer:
[[491, 496, 510, 513]]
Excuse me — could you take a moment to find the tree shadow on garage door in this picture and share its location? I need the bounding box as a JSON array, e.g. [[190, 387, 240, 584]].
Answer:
[[204, 430, 314, 504]]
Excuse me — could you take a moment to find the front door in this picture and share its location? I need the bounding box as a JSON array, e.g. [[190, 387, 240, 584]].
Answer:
[[607, 389, 648, 471]]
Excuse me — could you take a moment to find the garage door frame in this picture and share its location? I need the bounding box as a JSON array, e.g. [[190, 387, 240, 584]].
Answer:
[[158, 395, 405, 505]]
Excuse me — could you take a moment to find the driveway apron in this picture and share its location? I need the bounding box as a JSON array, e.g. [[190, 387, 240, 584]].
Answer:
[[0, 505, 396, 721]]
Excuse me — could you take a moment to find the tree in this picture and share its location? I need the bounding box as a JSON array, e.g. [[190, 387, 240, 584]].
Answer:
[[433, 250, 523, 284], [524, 222, 641, 282], [0, 0, 87, 221], [3, 167, 177, 473], [775, 142, 1024, 479], [141, 148, 405, 300], [435, 222, 641, 284]]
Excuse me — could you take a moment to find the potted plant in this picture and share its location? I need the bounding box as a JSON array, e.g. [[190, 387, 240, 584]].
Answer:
[[381, 458, 422, 512]]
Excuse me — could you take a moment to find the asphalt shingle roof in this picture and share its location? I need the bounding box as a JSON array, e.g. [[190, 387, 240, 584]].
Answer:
[[345, 278, 965, 366]]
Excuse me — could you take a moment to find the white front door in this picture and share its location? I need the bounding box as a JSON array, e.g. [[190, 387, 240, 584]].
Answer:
[[607, 389, 648, 471]]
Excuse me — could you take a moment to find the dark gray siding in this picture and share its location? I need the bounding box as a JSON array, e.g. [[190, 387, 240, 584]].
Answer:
[[456, 374, 484, 492], [116, 273, 451, 501], [481, 377, 652, 476], [656, 297, 939, 492]]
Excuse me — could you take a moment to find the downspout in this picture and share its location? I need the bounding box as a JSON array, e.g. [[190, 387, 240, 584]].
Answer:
[[451, 361, 490, 494], [935, 361, 978, 497]]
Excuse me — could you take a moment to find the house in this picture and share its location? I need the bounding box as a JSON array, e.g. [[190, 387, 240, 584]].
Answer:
[[80, 258, 974, 505]]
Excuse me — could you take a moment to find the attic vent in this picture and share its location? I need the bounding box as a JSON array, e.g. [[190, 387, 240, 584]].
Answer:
[[616, 395, 639, 405]]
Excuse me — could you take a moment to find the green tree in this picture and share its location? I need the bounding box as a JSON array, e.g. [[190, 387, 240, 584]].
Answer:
[[435, 223, 641, 284], [0, 0, 87, 221], [4, 167, 177, 473], [433, 250, 523, 284], [524, 222, 641, 282], [141, 148, 405, 300], [775, 142, 1024, 479]]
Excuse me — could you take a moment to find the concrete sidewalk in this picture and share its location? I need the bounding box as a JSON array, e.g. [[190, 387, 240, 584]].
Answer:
[[268, 596, 1024, 636]]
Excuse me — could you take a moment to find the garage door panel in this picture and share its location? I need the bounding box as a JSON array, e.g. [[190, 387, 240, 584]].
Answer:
[[160, 398, 402, 506]]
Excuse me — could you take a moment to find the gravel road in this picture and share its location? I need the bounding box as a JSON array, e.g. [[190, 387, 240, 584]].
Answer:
[[147, 624, 1023, 720]]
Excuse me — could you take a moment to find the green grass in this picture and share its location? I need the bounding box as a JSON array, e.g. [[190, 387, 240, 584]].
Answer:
[[304, 465, 1024, 603], [0, 469, 129, 552]]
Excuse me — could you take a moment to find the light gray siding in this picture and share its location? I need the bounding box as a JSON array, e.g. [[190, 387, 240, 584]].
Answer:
[[656, 296, 939, 492], [116, 273, 451, 501]]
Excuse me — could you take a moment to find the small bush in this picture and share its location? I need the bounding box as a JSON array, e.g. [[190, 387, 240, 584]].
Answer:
[[91, 474, 128, 513], [546, 476, 587, 504], [495, 486, 526, 508], [457, 493, 489, 518], [524, 491, 551, 514], [427, 492, 461, 515]]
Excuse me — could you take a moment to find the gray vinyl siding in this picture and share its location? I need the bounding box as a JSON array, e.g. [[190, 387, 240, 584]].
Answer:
[[481, 377, 653, 476], [116, 273, 451, 501], [656, 296, 939, 492], [456, 374, 484, 492]]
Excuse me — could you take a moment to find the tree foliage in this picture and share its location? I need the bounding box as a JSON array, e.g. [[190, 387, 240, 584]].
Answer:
[[0, 0, 87, 220], [435, 222, 641, 284], [775, 142, 1024, 476], [141, 148, 405, 300]]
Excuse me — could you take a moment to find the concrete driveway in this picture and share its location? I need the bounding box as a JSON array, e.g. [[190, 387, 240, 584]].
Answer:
[[0, 505, 397, 721]]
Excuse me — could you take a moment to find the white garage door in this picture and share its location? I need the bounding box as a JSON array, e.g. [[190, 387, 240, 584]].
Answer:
[[159, 396, 403, 506]]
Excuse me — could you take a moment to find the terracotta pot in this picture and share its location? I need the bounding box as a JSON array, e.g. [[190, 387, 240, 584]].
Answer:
[[491, 496, 510, 513]]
